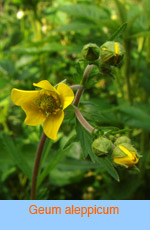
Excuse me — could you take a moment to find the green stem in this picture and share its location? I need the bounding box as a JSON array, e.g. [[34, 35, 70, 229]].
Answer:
[[124, 40, 133, 105], [115, 68, 124, 99], [73, 64, 95, 106], [31, 132, 47, 200], [135, 37, 145, 79], [73, 64, 96, 133]]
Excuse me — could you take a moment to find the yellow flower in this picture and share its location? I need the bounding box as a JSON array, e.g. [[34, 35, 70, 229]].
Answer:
[[112, 144, 139, 167], [11, 80, 74, 140]]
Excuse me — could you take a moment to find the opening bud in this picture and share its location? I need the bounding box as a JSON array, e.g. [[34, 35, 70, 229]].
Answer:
[[92, 136, 113, 156], [82, 43, 99, 61], [112, 143, 139, 167], [100, 41, 125, 66]]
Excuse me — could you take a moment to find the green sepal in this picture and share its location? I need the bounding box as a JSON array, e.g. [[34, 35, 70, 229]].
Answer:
[[114, 136, 131, 145], [99, 41, 125, 66], [92, 136, 113, 156], [113, 161, 129, 168], [112, 145, 128, 158], [82, 43, 99, 61], [132, 165, 140, 172]]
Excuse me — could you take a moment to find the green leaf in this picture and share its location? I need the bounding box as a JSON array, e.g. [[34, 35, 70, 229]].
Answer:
[[56, 22, 93, 32], [63, 134, 77, 150], [1, 134, 32, 180], [126, 31, 150, 39], [1, 167, 16, 182], [50, 168, 83, 186], [37, 145, 72, 187], [76, 119, 93, 158], [10, 43, 70, 55], [60, 4, 109, 21], [15, 55, 36, 69], [109, 22, 127, 41], [0, 78, 9, 88], [76, 120, 119, 181], [114, 0, 127, 23], [88, 150, 119, 181], [120, 105, 150, 122], [0, 60, 15, 76], [119, 105, 150, 130], [57, 158, 102, 171]]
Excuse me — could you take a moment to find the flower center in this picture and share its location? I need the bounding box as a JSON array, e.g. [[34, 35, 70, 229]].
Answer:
[[38, 91, 62, 115]]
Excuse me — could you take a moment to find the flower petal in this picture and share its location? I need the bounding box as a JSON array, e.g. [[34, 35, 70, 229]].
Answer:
[[33, 80, 58, 93], [22, 103, 46, 126], [119, 145, 133, 158], [114, 155, 139, 167], [57, 83, 74, 110], [43, 110, 64, 140], [11, 88, 39, 106]]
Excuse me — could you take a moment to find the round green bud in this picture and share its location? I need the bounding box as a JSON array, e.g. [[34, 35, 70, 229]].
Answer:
[[82, 43, 99, 61], [92, 136, 113, 156], [114, 136, 131, 146], [100, 41, 125, 66]]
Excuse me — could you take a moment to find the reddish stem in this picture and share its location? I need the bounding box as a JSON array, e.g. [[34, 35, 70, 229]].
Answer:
[[31, 132, 47, 200]]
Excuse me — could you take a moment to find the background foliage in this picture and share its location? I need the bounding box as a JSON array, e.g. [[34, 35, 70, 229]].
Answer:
[[0, 0, 150, 200]]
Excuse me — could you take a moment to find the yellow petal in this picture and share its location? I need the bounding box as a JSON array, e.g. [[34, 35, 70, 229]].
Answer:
[[119, 145, 133, 158], [11, 88, 39, 106], [22, 103, 46, 126], [33, 80, 58, 93], [57, 83, 74, 110], [43, 110, 64, 140], [114, 155, 139, 167]]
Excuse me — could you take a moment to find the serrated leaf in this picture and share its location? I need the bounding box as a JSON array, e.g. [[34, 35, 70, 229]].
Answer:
[[109, 22, 127, 41], [88, 150, 119, 181], [1, 134, 32, 180], [76, 119, 93, 158], [76, 120, 119, 181]]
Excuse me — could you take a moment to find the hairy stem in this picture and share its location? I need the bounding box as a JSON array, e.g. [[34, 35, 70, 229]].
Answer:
[[75, 108, 94, 133], [73, 64, 96, 132], [73, 64, 95, 106], [31, 132, 47, 200], [70, 84, 83, 90]]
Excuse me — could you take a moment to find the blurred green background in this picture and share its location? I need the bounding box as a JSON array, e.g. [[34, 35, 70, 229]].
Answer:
[[0, 0, 150, 200]]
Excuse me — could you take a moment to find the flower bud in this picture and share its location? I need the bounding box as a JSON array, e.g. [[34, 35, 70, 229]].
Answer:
[[92, 137, 113, 156], [112, 143, 139, 167], [114, 136, 131, 146], [100, 41, 125, 66], [82, 43, 99, 61]]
